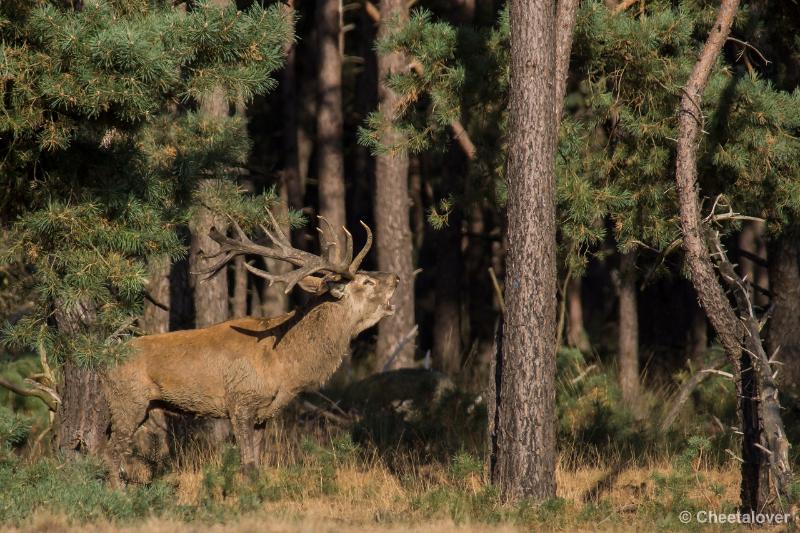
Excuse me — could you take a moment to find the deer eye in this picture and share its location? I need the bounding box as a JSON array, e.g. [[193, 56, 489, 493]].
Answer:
[[363, 278, 376, 287]]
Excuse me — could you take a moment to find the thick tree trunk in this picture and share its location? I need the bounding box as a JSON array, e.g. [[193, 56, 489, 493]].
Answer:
[[375, 0, 415, 370], [316, 0, 348, 254], [674, 0, 791, 512], [143, 255, 171, 334], [617, 251, 639, 404], [566, 276, 590, 353], [493, 0, 558, 503], [54, 299, 109, 456], [766, 236, 800, 399]]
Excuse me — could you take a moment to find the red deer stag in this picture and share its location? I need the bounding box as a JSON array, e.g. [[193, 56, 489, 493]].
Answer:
[[104, 212, 398, 484]]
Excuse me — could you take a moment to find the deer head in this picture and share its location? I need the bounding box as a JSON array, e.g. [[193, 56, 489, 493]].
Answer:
[[196, 210, 398, 335]]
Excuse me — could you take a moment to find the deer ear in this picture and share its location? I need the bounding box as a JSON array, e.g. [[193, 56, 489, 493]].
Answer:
[[328, 283, 346, 299]]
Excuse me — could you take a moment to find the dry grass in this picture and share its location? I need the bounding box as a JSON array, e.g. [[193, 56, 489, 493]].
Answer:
[[0, 417, 780, 532]]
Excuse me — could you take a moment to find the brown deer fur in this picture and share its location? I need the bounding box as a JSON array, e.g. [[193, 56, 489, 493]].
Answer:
[[104, 271, 398, 484]]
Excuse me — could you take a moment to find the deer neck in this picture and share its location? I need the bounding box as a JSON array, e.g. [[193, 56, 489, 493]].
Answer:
[[269, 299, 356, 388]]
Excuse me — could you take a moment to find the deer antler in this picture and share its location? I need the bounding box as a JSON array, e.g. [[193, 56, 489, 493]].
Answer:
[[194, 210, 373, 294]]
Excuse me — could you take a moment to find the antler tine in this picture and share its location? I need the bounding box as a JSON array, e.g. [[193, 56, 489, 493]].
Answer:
[[192, 252, 236, 279], [348, 220, 373, 274], [243, 261, 331, 294], [342, 226, 353, 266], [264, 207, 291, 244], [316, 215, 341, 263]]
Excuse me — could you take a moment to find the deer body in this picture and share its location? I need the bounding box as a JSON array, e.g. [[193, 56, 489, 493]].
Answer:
[[104, 213, 398, 485]]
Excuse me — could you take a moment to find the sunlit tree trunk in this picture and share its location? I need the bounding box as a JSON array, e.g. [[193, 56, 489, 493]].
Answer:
[[375, 0, 416, 369], [316, 0, 347, 253]]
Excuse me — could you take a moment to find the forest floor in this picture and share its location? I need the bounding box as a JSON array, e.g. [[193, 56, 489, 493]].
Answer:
[[0, 432, 779, 532]]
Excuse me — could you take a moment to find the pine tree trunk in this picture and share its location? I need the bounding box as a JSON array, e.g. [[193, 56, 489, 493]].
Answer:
[[192, 48, 231, 328], [316, 0, 347, 253], [673, 0, 792, 511], [766, 236, 800, 399], [375, 0, 415, 370], [493, 0, 558, 503], [739, 221, 768, 305], [232, 255, 248, 318], [688, 300, 708, 364], [433, 210, 462, 376], [143, 255, 171, 334], [54, 299, 109, 456], [566, 276, 590, 353], [280, 8, 307, 249], [617, 251, 639, 405], [261, 193, 292, 318], [190, 198, 229, 328]]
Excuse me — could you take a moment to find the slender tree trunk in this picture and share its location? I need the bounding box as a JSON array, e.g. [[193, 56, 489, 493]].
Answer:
[[232, 256, 248, 318], [282, 0, 302, 209], [191, 48, 231, 327], [493, 0, 558, 503], [262, 194, 293, 318], [190, 199, 229, 327], [617, 251, 639, 404], [375, 0, 415, 369], [297, 25, 318, 214], [54, 299, 109, 456], [688, 300, 708, 364], [738, 221, 768, 306], [766, 236, 800, 399], [316, 0, 347, 254], [674, 0, 791, 512], [143, 255, 171, 334], [566, 276, 590, 353], [433, 208, 463, 376]]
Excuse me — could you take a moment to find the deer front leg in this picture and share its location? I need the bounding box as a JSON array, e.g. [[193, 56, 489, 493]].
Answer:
[[106, 398, 149, 487], [228, 406, 257, 472]]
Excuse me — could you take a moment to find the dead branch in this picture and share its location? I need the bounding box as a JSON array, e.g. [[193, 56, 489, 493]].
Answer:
[[661, 358, 725, 432], [0, 376, 60, 411]]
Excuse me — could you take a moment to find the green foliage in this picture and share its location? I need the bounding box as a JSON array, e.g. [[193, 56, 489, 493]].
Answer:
[[0, 405, 31, 454], [0, 455, 174, 525], [0, 1, 293, 366], [372, 1, 800, 274]]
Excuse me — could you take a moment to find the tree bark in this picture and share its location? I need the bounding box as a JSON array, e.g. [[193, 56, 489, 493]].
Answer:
[[687, 300, 708, 364], [674, 0, 791, 512], [617, 251, 640, 405], [738, 221, 768, 306], [433, 208, 463, 377], [54, 299, 109, 456], [492, 0, 558, 503], [766, 236, 800, 399], [375, 0, 415, 370], [142, 255, 171, 334], [316, 0, 348, 256], [232, 255, 248, 318], [191, 42, 232, 328], [190, 197, 229, 328]]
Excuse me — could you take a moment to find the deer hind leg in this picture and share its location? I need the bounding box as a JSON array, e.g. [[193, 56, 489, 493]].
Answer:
[[106, 397, 149, 487]]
